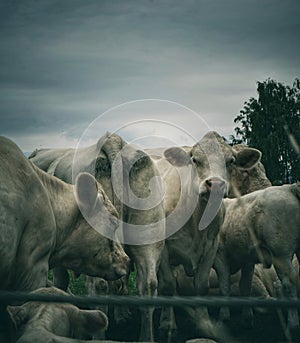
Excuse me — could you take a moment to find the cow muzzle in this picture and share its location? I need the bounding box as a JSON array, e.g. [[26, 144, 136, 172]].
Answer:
[[115, 253, 130, 279], [204, 177, 228, 198]]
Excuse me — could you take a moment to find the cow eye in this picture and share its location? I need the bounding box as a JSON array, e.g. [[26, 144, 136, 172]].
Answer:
[[191, 156, 197, 164], [110, 216, 119, 230]]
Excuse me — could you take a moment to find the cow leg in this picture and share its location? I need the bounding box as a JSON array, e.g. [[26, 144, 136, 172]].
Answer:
[[193, 238, 219, 331], [214, 252, 231, 321], [112, 275, 132, 325], [136, 268, 157, 342], [194, 237, 219, 295], [187, 237, 229, 342], [157, 247, 178, 343], [130, 244, 162, 342], [192, 251, 221, 341], [159, 304, 177, 343], [273, 257, 299, 329], [239, 263, 255, 325]]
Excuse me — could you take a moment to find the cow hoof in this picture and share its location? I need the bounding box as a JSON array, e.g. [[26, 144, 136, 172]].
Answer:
[[159, 328, 178, 343]]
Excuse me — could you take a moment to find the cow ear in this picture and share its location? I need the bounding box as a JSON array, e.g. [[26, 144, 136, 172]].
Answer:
[[164, 147, 191, 167], [79, 309, 108, 334], [235, 148, 261, 169], [75, 172, 100, 211]]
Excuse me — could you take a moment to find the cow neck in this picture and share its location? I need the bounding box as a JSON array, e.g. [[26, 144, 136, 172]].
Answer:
[[32, 164, 80, 249]]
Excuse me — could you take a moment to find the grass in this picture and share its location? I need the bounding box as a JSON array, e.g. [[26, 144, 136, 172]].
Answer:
[[48, 270, 87, 295], [68, 273, 87, 295], [127, 264, 137, 295]]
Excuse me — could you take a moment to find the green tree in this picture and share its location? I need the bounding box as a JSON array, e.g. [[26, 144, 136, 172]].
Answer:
[[231, 78, 300, 184]]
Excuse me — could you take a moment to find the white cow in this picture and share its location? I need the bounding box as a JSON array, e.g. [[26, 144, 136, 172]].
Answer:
[[0, 136, 129, 342], [214, 183, 300, 329], [148, 132, 262, 341], [132, 142, 270, 339], [153, 142, 277, 340]]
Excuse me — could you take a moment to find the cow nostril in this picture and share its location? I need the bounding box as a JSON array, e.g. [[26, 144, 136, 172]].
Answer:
[[205, 179, 212, 188], [205, 177, 226, 193]]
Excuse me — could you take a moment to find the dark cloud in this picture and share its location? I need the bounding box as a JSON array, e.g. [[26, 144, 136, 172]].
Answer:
[[0, 0, 299, 150]]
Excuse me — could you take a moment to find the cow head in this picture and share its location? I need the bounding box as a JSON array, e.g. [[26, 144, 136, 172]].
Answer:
[[9, 287, 108, 341], [163, 132, 262, 232], [228, 144, 272, 197], [164, 132, 262, 200], [58, 172, 130, 281], [164, 132, 261, 216], [94, 132, 166, 245]]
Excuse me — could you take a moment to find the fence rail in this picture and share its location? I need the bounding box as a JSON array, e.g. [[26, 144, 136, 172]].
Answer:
[[1, 291, 300, 309]]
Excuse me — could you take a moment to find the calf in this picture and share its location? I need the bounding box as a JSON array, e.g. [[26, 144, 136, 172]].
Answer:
[[8, 287, 108, 343], [214, 183, 300, 328]]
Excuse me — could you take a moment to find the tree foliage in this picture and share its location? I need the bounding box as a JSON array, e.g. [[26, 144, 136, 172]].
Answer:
[[231, 78, 300, 184]]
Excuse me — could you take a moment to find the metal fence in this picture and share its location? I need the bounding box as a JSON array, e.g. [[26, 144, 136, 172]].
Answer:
[[2, 291, 300, 342], [1, 290, 300, 309]]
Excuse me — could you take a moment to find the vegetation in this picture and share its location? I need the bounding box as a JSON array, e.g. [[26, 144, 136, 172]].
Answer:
[[127, 264, 137, 295], [230, 78, 300, 184], [48, 270, 87, 295], [68, 273, 87, 295]]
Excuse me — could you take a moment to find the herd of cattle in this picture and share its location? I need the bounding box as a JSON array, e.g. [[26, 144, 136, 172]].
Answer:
[[0, 131, 299, 343]]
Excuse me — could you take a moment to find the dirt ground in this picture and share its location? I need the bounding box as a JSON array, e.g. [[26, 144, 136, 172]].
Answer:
[[105, 306, 300, 343]]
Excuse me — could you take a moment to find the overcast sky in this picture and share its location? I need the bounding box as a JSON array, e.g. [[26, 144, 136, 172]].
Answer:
[[0, 0, 299, 152]]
